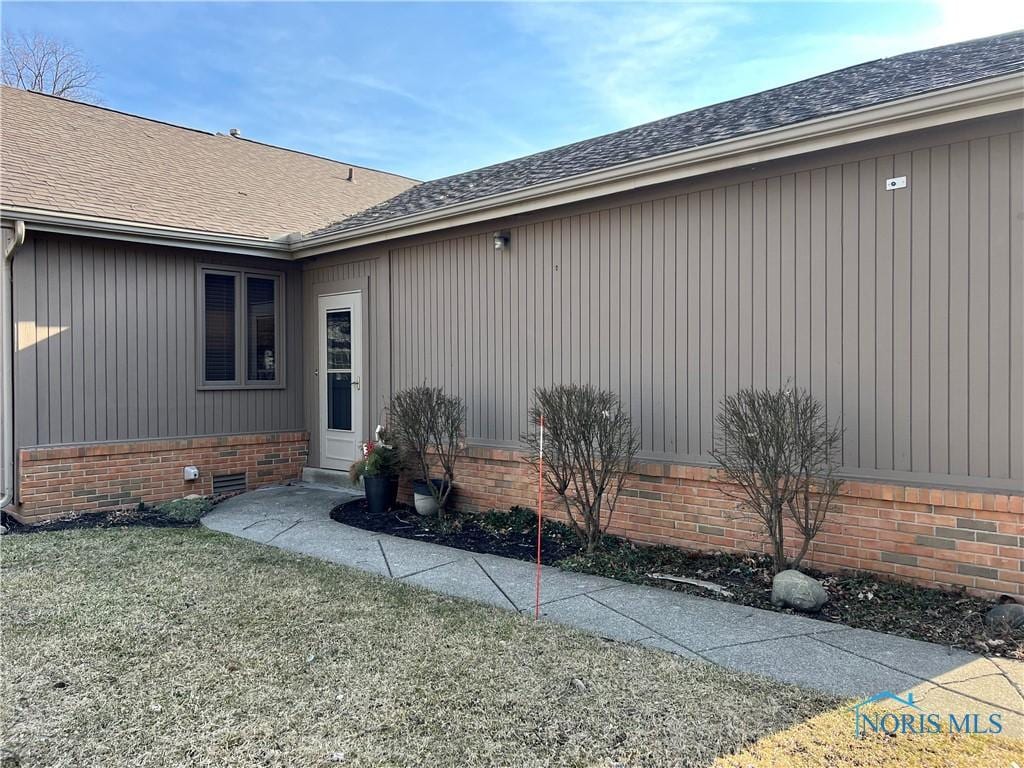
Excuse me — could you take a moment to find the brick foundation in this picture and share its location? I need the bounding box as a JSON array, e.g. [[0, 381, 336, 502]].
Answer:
[[12, 431, 308, 523], [426, 446, 1024, 599]]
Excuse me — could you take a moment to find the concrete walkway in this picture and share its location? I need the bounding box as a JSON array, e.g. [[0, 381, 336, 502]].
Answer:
[[204, 484, 1023, 735]]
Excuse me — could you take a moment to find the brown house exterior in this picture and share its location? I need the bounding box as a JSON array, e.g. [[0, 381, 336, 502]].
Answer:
[[2, 32, 1022, 598]]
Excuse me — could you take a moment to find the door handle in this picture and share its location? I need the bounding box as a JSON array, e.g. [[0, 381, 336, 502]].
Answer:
[[351, 377, 361, 391]]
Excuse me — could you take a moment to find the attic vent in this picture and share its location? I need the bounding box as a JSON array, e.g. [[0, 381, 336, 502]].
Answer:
[[212, 472, 247, 495]]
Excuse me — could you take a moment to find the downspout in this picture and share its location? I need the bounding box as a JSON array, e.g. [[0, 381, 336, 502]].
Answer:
[[1, 220, 26, 510]]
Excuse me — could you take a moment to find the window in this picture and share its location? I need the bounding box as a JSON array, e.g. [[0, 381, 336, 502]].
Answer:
[[247, 276, 277, 381], [199, 267, 283, 388], [326, 310, 352, 430], [204, 273, 237, 382]]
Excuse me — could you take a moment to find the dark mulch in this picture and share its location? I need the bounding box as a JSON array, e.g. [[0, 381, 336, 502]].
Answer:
[[1, 497, 220, 535], [331, 499, 581, 565], [332, 501, 1023, 659]]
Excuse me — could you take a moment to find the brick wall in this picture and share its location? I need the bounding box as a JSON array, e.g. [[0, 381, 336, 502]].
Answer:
[[422, 446, 1024, 599], [13, 432, 308, 523]]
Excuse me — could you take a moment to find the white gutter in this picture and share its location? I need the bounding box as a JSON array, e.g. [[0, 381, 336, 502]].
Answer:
[[292, 72, 1024, 258], [1, 220, 25, 510], [0, 207, 294, 259]]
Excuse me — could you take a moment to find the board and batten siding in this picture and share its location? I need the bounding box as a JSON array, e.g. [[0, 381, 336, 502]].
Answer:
[[12, 234, 305, 449], [301, 248, 391, 467], [388, 128, 1023, 491]]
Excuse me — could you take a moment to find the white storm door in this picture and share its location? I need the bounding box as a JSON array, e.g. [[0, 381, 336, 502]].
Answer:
[[318, 292, 363, 470]]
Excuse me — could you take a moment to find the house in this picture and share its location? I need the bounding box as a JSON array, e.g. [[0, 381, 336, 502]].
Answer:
[[2, 31, 1021, 597]]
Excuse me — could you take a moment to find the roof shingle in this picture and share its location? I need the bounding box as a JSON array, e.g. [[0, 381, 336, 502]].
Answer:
[[312, 30, 1024, 237], [0, 86, 416, 240]]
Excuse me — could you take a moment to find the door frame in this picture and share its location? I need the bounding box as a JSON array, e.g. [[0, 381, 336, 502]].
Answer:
[[305, 275, 371, 470], [317, 290, 364, 470]]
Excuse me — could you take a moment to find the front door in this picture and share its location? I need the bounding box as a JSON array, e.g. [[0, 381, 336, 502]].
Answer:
[[318, 292, 363, 470]]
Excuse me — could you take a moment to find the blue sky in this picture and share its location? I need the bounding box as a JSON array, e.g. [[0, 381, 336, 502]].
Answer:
[[4, 1, 1022, 180]]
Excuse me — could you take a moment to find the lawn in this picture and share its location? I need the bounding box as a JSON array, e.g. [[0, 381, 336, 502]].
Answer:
[[0, 527, 1017, 767]]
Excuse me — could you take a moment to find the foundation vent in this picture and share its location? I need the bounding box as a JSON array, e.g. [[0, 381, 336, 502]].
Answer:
[[212, 472, 247, 495]]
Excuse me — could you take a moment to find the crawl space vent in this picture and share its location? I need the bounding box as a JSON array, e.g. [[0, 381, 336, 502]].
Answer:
[[212, 472, 247, 495]]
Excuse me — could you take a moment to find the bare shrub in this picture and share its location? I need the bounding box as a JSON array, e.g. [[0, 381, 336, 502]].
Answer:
[[710, 386, 843, 573], [389, 385, 465, 512], [523, 384, 639, 553]]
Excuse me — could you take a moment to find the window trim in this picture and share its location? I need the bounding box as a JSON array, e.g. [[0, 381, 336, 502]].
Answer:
[[197, 265, 285, 390]]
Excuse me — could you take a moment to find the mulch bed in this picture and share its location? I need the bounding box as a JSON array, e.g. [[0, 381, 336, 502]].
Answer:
[[1, 497, 222, 535], [332, 501, 1023, 659], [331, 499, 580, 565]]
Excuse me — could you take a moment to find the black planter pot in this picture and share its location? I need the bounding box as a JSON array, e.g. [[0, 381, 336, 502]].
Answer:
[[363, 474, 399, 516]]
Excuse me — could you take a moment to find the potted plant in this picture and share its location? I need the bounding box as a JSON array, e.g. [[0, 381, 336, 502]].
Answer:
[[390, 385, 465, 517], [348, 426, 402, 516]]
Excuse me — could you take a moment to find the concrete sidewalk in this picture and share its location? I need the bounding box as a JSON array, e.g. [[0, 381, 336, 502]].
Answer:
[[203, 484, 1022, 735]]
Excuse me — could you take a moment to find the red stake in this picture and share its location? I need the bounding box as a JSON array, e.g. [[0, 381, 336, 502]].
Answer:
[[534, 414, 544, 620]]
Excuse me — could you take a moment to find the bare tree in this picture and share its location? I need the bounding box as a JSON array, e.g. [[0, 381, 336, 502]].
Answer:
[[2, 31, 101, 103], [389, 385, 465, 514], [523, 384, 640, 554], [710, 385, 844, 573]]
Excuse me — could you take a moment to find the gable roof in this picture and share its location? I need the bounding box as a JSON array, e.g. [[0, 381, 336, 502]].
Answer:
[[0, 86, 416, 240], [312, 30, 1024, 238]]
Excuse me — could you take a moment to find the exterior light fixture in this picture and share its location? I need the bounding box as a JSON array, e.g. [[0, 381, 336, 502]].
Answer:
[[493, 231, 511, 250]]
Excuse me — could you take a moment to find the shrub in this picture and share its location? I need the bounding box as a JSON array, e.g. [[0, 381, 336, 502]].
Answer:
[[477, 506, 537, 535], [348, 428, 403, 484], [523, 384, 639, 554], [710, 385, 843, 574], [389, 385, 466, 512], [156, 497, 213, 523]]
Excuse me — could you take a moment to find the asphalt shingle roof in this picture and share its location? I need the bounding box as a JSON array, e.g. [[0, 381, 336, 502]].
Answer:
[[0, 86, 417, 240], [313, 30, 1024, 237]]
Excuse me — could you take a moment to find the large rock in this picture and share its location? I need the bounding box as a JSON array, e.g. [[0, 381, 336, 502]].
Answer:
[[985, 603, 1024, 630], [771, 569, 828, 612]]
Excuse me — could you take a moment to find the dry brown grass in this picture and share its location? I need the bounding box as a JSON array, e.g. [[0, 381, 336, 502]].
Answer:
[[714, 705, 1023, 768], [1, 527, 832, 767]]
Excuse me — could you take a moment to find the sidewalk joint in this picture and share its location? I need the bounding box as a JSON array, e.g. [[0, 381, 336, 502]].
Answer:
[[396, 559, 457, 581], [585, 593, 710, 663], [473, 558, 520, 611], [377, 540, 393, 578]]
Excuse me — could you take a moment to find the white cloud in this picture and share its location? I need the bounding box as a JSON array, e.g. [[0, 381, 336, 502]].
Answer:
[[508, 2, 749, 125], [924, 0, 1024, 45], [508, 1, 1024, 134]]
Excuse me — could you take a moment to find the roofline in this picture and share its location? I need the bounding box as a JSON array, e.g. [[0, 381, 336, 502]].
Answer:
[[351, 30, 1019, 196], [0, 207, 293, 258], [231, 135, 421, 184], [4, 73, 1021, 259], [0, 84, 417, 182], [292, 72, 1024, 258]]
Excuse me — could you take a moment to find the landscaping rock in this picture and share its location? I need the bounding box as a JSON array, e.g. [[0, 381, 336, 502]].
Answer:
[[0, 524, 8, 535], [771, 569, 828, 612], [984, 603, 1024, 630]]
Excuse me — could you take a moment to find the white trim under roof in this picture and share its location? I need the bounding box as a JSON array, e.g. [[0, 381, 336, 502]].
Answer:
[[292, 72, 1024, 258], [0, 207, 294, 258]]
